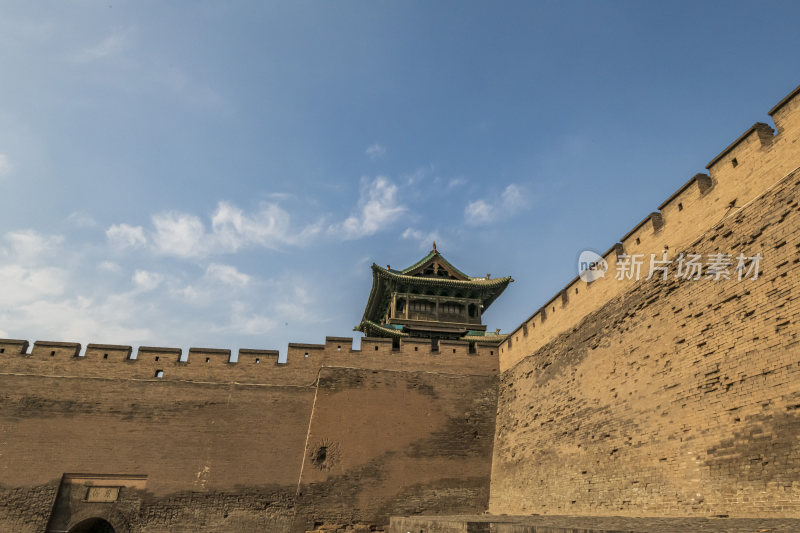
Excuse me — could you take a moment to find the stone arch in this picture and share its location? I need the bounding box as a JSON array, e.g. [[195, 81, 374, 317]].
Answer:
[[66, 509, 131, 533], [68, 518, 116, 533]]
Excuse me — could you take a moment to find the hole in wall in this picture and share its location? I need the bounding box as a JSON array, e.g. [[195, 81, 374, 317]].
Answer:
[[414, 346, 418, 351], [50, 351, 55, 356], [374, 345, 379, 351], [636, 237, 641, 245], [309, 439, 340, 471], [491, 350, 494, 355], [678, 202, 683, 211], [0, 348, 5, 353], [255, 358, 260, 364], [732, 157, 738, 167], [205, 357, 210, 363], [337, 346, 341, 351], [304, 352, 309, 358], [155, 356, 159, 361], [103, 353, 108, 359], [452, 348, 456, 353], [155, 370, 164, 378]]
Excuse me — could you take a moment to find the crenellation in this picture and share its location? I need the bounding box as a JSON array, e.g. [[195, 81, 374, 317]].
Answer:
[[187, 347, 233, 364], [0, 336, 500, 383], [769, 84, 800, 132], [0, 338, 29, 355], [136, 346, 182, 362], [84, 343, 132, 360], [31, 340, 80, 358], [706, 122, 775, 173], [324, 336, 355, 352], [237, 348, 280, 365]]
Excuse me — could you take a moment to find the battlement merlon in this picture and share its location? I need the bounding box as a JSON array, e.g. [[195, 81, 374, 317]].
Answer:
[[769, 83, 800, 132], [0, 339, 29, 355]]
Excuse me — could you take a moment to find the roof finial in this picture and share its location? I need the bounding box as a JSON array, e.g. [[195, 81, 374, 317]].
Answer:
[[432, 241, 437, 253]]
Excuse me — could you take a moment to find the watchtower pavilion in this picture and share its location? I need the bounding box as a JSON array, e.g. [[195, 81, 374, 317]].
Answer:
[[355, 244, 512, 343]]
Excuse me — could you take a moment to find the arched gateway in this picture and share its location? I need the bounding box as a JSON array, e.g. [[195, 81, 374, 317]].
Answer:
[[68, 517, 116, 533]]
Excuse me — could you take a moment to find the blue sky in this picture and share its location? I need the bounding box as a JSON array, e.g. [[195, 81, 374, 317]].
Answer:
[[1, 1, 798, 358]]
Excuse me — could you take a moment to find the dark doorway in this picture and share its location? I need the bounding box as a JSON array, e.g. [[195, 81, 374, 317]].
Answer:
[[68, 518, 116, 533]]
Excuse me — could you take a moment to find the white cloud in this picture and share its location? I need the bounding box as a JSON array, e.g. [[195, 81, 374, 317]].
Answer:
[[464, 200, 494, 226], [6, 230, 63, 258], [0, 154, 12, 177], [7, 296, 153, 345], [447, 177, 466, 188], [333, 176, 406, 239], [501, 183, 526, 211], [71, 31, 130, 63], [464, 183, 529, 226], [97, 261, 121, 273], [402, 227, 442, 250], [365, 143, 386, 160], [0, 265, 66, 306], [132, 270, 163, 291], [210, 201, 293, 251], [403, 165, 432, 185], [148, 202, 321, 258], [152, 212, 205, 257], [107, 223, 147, 249], [205, 263, 251, 287], [67, 211, 97, 229]]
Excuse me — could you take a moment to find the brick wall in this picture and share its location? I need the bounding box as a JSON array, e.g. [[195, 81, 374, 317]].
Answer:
[[0, 351, 497, 531], [293, 367, 497, 532], [490, 168, 800, 517]]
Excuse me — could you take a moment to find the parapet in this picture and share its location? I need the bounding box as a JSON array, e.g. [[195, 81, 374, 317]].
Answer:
[[32, 341, 80, 358], [0, 339, 29, 355], [0, 334, 500, 386], [85, 344, 132, 360], [499, 82, 800, 371]]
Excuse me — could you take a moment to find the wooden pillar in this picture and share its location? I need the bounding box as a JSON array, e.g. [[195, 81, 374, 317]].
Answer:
[[405, 293, 409, 319]]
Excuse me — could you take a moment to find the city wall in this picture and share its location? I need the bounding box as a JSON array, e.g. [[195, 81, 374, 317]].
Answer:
[[498, 84, 800, 372], [0, 335, 499, 387], [490, 103, 800, 517], [0, 337, 498, 532]]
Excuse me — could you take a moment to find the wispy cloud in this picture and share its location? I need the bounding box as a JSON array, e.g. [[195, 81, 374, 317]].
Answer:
[[66, 211, 98, 229], [150, 201, 322, 258], [0, 154, 12, 178], [332, 176, 406, 239], [205, 263, 251, 287], [107, 223, 147, 249], [365, 143, 386, 160], [132, 270, 163, 292], [464, 183, 529, 226], [71, 30, 131, 64], [402, 227, 441, 250], [5, 229, 64, 259]]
